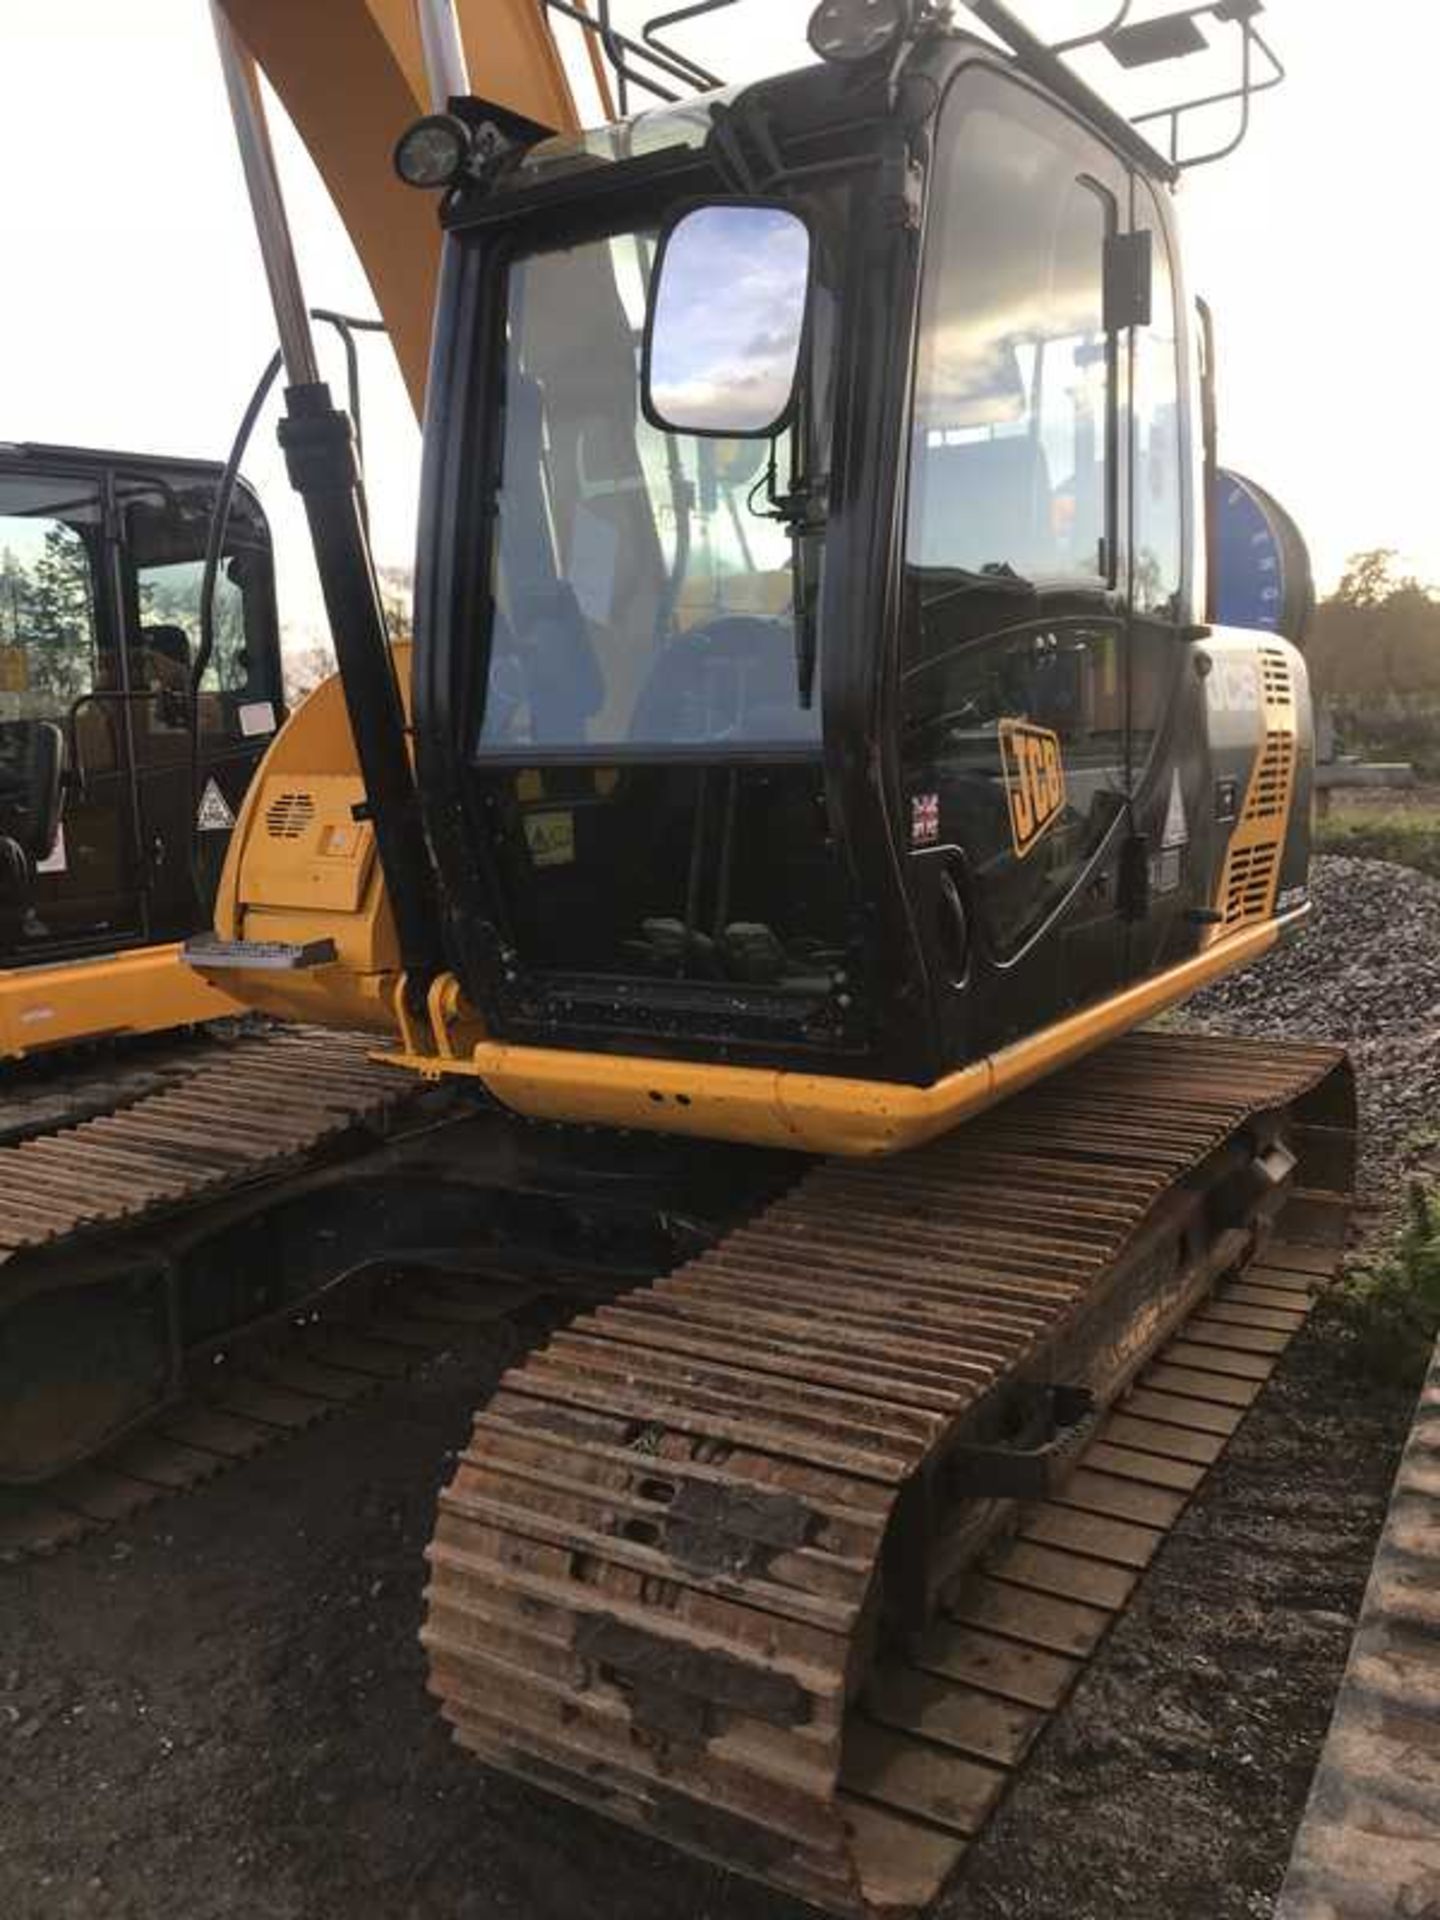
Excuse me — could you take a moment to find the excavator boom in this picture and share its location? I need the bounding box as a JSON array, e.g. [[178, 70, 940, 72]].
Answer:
[[214, 0, 579, 413]]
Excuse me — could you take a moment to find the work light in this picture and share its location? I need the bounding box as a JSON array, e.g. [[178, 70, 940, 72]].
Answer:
[[806, 0, 911, 65], [393, 113, 472, 189]]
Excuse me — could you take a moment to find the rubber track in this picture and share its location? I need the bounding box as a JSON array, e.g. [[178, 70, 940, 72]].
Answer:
[[0, 1026, 410, 1260], [0, 1022, 433, 1556], [422, 1031, 1354, 1916], [0, 1270, 539, 1561]]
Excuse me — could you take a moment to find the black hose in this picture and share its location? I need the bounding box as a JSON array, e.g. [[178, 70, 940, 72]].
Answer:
[[188, 310, 385, 913], [188, 345, 283, 909]]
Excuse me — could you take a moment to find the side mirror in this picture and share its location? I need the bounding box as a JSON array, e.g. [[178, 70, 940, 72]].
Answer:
[[643, 203, 812, 438]]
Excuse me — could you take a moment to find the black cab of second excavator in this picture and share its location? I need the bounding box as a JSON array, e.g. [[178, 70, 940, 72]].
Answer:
[[0, 444, 283, 969], [409, 14, 1253, 1087]]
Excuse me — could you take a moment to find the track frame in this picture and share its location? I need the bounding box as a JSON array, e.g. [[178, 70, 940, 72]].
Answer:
[[422, 1031, 1355, 1915]]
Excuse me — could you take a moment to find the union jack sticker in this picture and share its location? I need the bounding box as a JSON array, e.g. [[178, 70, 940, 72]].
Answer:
[[911, 791, 940, 846]]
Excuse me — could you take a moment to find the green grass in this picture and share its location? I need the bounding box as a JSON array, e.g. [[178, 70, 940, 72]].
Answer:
[[1315, 807, 1440, 881], [1332, 1183, 1440, 1386]]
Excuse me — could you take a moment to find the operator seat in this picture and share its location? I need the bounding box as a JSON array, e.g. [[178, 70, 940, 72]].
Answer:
[[627, 615, 813, 746]]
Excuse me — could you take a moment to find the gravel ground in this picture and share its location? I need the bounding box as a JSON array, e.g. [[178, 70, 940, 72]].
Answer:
[[1177, 854, 1440, 1214], [0, 853, 1429, 1920]]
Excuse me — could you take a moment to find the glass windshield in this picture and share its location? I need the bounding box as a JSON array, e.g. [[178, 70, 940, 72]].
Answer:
[[476, 207, 841, 759]]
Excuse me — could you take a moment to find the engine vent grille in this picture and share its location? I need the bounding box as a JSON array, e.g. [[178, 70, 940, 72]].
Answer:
[[1223, 841, 1281, 929], [265, 791, 317, 841], [1247, 732, 1295, 823], [1209, 644, 1299, 940], [1259, 646, 1295, 706]]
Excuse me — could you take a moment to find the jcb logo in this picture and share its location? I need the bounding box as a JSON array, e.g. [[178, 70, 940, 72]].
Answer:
[[999, 720, 1066, 858]]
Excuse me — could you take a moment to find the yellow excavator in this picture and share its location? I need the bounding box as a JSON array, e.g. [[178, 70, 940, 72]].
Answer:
[[10, 3, 1355, 1913]]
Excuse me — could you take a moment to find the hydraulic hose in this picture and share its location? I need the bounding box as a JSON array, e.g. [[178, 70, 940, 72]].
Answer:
[[188, 312, 384, 912]]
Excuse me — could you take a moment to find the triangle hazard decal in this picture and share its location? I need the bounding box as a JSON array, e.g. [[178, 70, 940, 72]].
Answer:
[[197, 778, 237, 833]]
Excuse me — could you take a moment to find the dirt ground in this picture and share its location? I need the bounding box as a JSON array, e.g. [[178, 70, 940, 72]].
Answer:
[[7, 856, 1432, 1920], [0, 1281, 1413, 1920]]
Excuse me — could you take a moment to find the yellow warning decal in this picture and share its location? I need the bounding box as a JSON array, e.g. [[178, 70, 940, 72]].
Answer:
[[998, 719, 1066, 859], [523, 809, 576, 868]]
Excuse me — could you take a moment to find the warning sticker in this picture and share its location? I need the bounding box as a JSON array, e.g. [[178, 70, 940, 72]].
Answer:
[[238, 700, 277, 739], [523, 809, 575, 868], [197, 778, 237, 833], [1162, 768, 1189, 849]]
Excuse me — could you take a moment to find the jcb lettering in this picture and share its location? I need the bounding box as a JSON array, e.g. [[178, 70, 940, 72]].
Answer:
[[998, 720, 1067, 859]]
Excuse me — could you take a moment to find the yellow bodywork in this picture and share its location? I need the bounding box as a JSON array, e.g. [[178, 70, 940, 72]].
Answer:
[[207, 652, 407, 1033], [1209, 640, 1301, 940], [0, 943, 242, 1063], [385, 914, 1287, 1156], [200, 656, 1291, 1153], [216, 0, 579, 414]]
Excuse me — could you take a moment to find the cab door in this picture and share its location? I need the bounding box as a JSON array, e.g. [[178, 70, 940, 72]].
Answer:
[[1122, 179, 1206, 977], [115, 468, 284, 940], [898, 65, 1133, 1066]]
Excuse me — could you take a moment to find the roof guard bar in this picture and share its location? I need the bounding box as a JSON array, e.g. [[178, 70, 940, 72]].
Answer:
[[1128, 5, 1283, 169], [1037, 0, 1284, 169], [543, 0, 727, 114], [1050, 4, 1136, 56], [543, 0, 1280, 173]]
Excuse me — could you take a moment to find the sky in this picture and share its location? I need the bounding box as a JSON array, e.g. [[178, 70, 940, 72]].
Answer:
[[0, 0, 1436, 667], [648, 205, 812, 430]]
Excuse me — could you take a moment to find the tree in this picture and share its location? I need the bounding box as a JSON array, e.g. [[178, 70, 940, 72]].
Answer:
[[1333, 548, 1405, 611], [1307, 550, 1440, 705], [377, 564, 413, 645], [12, 525, 97, 708]]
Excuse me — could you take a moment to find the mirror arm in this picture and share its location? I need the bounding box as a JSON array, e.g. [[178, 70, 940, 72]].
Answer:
[[779, 443, 828, 711], [794, 526, 822, 710]]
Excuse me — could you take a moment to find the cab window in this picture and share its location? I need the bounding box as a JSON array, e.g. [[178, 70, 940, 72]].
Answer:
[[906, 81, 1114, 595], [0, 479, 104, 725], [120, 477, 280, 741], [1132, 185, 1184, 618]]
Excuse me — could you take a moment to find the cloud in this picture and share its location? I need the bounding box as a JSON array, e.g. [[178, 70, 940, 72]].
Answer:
[[648, 205, 810, 433]]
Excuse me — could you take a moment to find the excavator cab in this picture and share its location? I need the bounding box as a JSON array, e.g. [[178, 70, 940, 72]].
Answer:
[[0, 445, 283, 990], [197, 0, 1309, 1149], [402, 23, 1310, 1098]]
